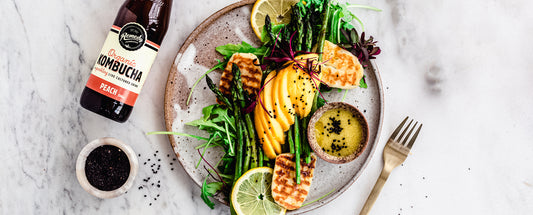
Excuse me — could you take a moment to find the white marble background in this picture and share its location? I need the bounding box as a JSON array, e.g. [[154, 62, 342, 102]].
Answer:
[[1, 0, 533, 214]]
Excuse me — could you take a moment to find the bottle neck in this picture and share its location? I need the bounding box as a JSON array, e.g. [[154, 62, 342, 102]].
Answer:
[[114, 0, 172, 45]]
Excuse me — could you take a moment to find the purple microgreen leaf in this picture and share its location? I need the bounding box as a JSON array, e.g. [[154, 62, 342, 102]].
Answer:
[[197, 149, 226, 186]]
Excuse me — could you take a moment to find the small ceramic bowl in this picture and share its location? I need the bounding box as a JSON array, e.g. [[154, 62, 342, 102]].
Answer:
[[76, 137, 138, 199], [307, 102, 369, 164]]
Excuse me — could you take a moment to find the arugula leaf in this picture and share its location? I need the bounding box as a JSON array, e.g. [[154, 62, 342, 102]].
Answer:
[[195, 131, 227, 150], [204, 181, 223, 194], [326, 2, 381, 44], [200, 178, 223, 209], [186, 119, 226, 133], [317, 95, 326, 109], [223, 122, 235, 156], [341, 21, 355, 31], [199, 104, 235, 132], [215, 41, 268, 60], [360, 75, 368, 88], [187, 59, 226, 105], [197, 132, 222, 168], [210, 106, 235, 130], [146, 131, 208, 141], [202, 105, 216, 121]]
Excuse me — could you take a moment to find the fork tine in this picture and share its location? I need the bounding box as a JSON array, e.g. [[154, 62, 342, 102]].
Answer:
[[397, 119, 413, 142], [390, 116, 409, 139], [402, 121, 418, 145], [406, 124, 423, 149]]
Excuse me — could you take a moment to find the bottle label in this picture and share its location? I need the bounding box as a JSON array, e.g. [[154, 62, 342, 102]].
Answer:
[[85, 22, 159, 106]]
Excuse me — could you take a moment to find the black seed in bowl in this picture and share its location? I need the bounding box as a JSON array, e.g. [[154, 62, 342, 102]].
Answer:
[[85, 145, 131, 191]]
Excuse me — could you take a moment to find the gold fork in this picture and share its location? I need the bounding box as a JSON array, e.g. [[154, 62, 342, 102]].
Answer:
[[359, 117, 423, 215]]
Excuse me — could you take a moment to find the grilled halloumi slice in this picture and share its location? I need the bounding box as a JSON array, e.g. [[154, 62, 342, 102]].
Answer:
[[219, 53, 262, 99], [320, 40, 364, 89], [272, 153, 317, 210]]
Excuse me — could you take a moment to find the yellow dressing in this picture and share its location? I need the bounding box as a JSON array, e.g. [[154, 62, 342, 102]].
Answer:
[[314, 108, 363, 157]]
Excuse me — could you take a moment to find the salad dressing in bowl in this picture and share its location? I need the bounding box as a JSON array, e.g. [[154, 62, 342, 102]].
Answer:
[[307, 102, 369, 164], [314, 108, 364, 157]]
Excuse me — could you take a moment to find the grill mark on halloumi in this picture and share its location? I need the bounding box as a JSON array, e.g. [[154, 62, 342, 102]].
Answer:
[[218, 53, 262, 103], [272, 153, 317, 210], [320, 40, 364, 89]]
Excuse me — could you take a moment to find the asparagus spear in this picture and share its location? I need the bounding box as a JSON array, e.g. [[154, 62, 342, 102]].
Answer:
[[317, 0, 331, 62], [293, 6, 304, 51], [306, 0, 331, 137], [206, 75, 233, 111], [258, 144, 264, 167], [244, 113, 258, 168], [288, 126, 295, 154], [264, 15, 282, 49], [231, 64, 245, 181], [231, 97, 243, 181], [304, 16, 313, 52], [242, 120, 251, 172], [294, 115, 301, 184], [301, 116, 311, 164]]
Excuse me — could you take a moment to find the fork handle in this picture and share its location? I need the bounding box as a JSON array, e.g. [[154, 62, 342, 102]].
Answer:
[[359, 165, 392, 215]]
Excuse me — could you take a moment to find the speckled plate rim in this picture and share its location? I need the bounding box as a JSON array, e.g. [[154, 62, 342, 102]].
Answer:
[[163, 0, 384, 213]]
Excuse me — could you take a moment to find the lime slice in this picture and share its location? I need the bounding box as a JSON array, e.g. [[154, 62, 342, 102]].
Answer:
[[250, 0, 299, 39], [231, 167, 286, 215]]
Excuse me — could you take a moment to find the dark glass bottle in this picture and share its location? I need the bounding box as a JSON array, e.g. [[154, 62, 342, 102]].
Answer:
[[80, 0, 172, 122]]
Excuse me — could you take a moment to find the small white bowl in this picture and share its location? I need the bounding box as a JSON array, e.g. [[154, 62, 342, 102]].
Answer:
[[76, 137, 138, 199]]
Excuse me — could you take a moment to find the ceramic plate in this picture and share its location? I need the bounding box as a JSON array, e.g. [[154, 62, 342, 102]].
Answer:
[[164, 0, 384, 213]]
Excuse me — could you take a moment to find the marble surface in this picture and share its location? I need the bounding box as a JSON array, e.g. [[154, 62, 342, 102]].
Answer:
[[1, 0, 532, 214]]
